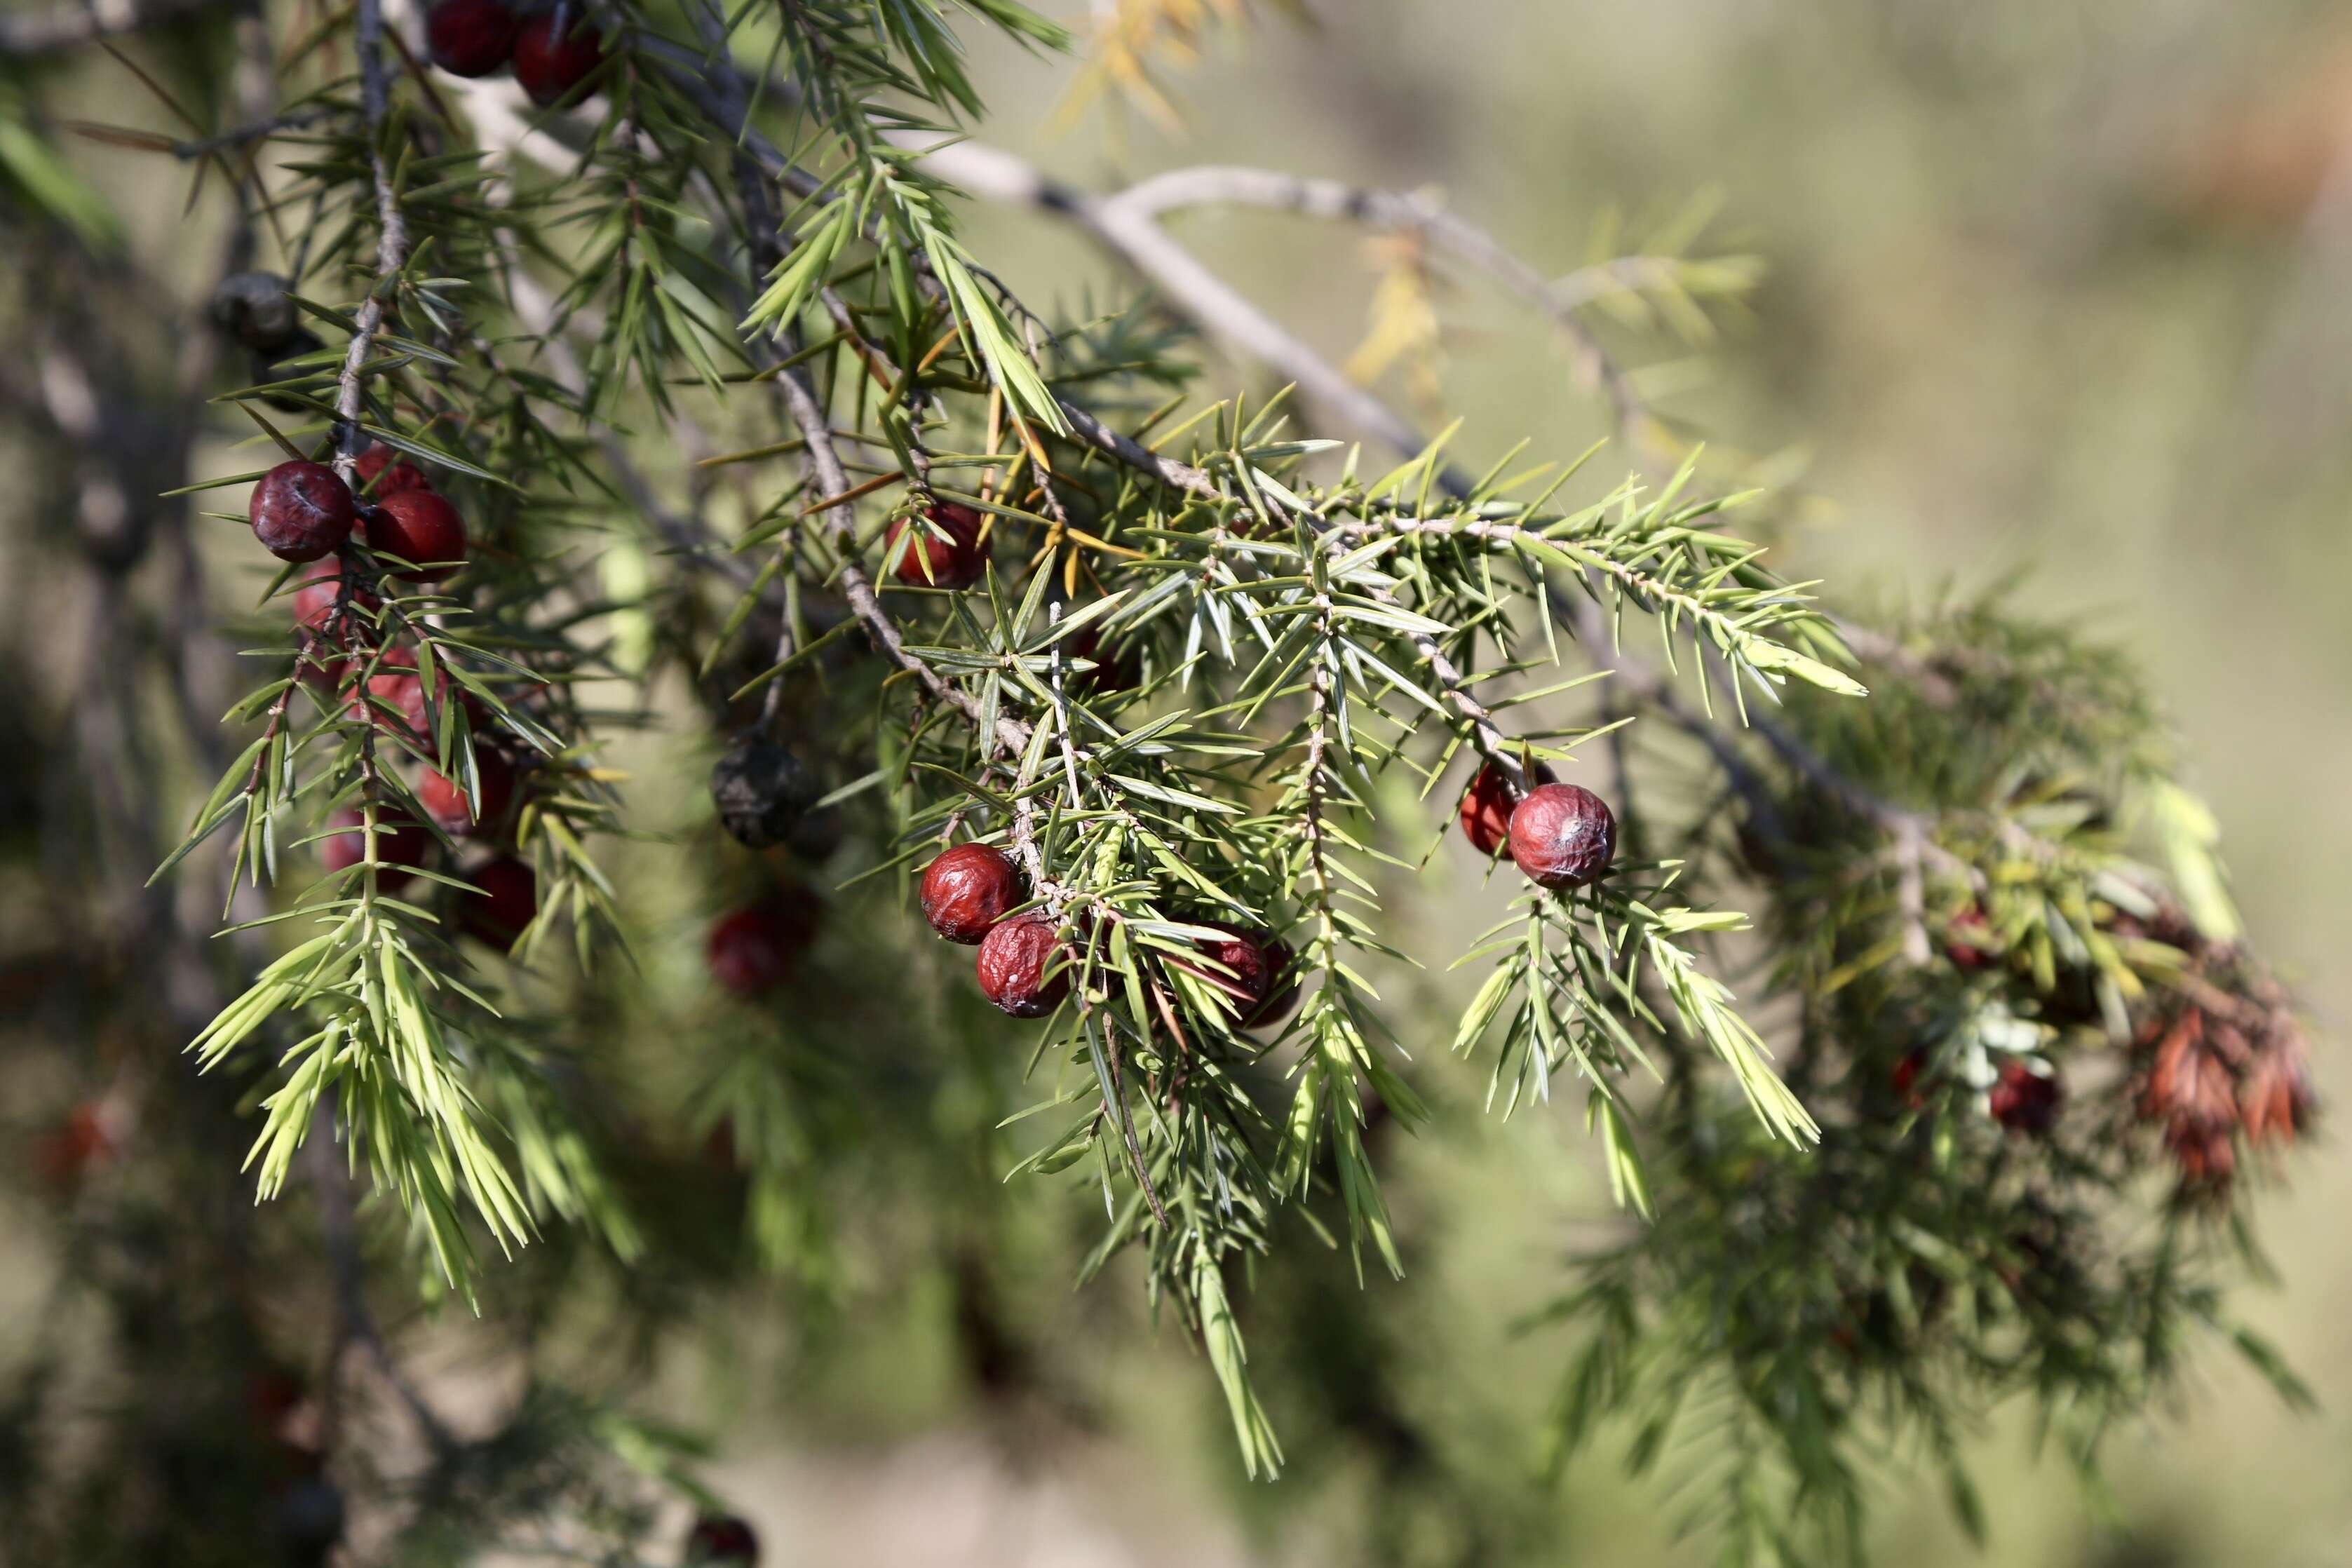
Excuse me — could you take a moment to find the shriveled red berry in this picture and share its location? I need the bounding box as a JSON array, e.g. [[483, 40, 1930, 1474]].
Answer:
[[886, 501, 987, 589], [976, 912, 1069, 1018], [1889, 1048, 1929, 1108], [1179, 922, 1301, 1030], [360, 489, 467, 580], [290, 560, 376, 689], [919, 843, 1024, 944], [318, 806, 430, 891], [32, 1102, 120, 1189], [249, 460, 356, 563], [347, 647, 478, 749], [1506, 782, 1618, 890], [1067, 623, 1142, 698], [418, 748, 515, 837], [1182, 921, 1273, 1006], [426, 0, 518, 76], [1946, 906, 1994, 970], [292, 557, 375, 637], [1245, 935, 1302, 1030], [512, 7, 604, 105], [685, 1514, 759, 1566], [463, 856, 538, 947], [1458, 759, 1555, 858], [708, 896, 820, 996], [352, 443, 431, 497], [1989, 1058, 2062, 1135]]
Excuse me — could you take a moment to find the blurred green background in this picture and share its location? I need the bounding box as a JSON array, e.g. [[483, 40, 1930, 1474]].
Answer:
[[7, 0, 2351, 1562]]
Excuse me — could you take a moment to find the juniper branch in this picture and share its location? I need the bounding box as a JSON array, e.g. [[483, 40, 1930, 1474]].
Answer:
[[1102, 164, 1649, 440], [332, 0, 407, 480]]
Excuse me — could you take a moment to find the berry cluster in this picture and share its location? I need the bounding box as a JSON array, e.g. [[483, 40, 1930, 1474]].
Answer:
[[701, 731, 833, 997], [1455, 759, 1618, 891], [1886, 1048, 2065, 1136], [914, 844, 1061, 1015], [1883, 905, 2315, 1166], [898, 744, 1609, 1027], [913, 843, 1302, 1026], [248, 453, 543, 949], [249, 452, 465, 574], [425, 0, 606, 106]]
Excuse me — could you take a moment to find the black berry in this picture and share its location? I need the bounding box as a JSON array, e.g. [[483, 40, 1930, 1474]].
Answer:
[[211, 269, 302, 353], [685, 1514, 759, 1565], [710, 734, 819, 850], [512, 6, 604, 105], [426, 0, 518, 76]]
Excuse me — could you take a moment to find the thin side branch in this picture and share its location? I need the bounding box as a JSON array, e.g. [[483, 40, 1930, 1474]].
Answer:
[[1103, 165, 1649, 441], [332, 0, 407, 479]]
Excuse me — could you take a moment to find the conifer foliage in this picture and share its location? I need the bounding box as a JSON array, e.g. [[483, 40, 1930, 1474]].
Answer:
[[0, 0, 2318, 1562]]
